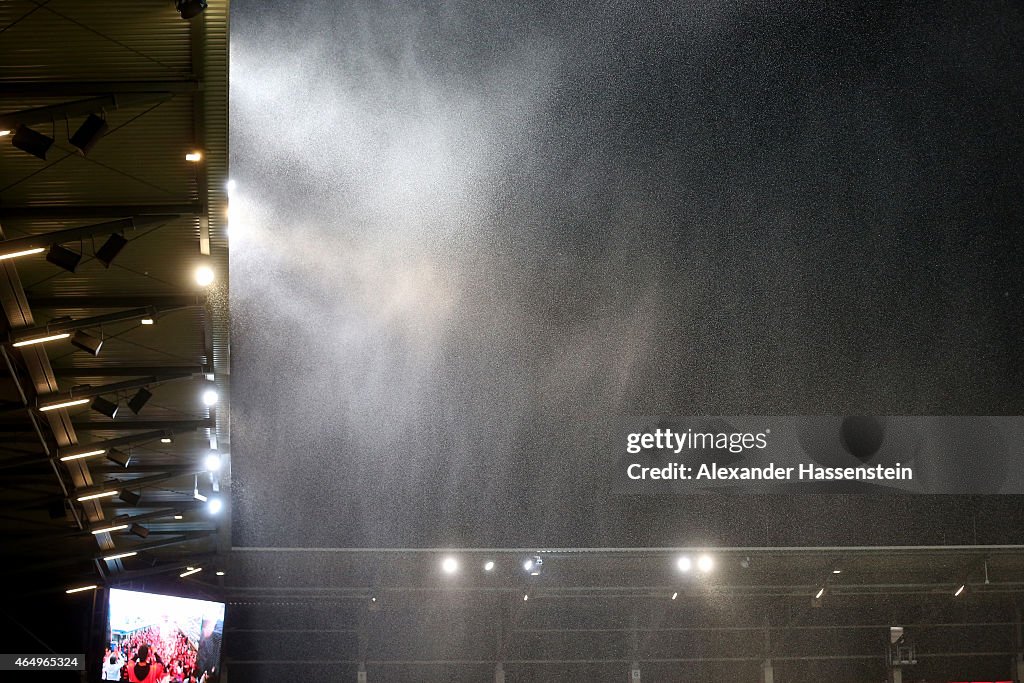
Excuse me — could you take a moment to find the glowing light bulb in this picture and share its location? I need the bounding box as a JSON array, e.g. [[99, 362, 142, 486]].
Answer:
[[195, 265, 215, 286]]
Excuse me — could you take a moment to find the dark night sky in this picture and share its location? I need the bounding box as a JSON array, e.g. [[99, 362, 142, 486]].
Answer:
[[229, 1, 1024, 548]]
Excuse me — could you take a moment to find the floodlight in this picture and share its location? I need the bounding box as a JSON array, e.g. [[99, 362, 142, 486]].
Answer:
[[129, 523, 150, 538], [0, 129, 9, 136], [697, 555, 714, 573], [484, 561, 495, 572], [91, 396, 119, 419], [176, 0, 208, 20], [204, 452, 221, 471], [118, 489, 141, 506], [195, 265, 215, 286], [46, 244, 82, 273], [202, 388, 218, 406], [676, 556, 692, 573], [185, 151, 203, 161], [69, 114, 108, 155], [207, 497, 223, 514], [441, 557, 459, 574], [106, 448, 132, 468], [127, 388, 152, 415], [524, 556, 542, 576], [70, 330, 103, 356], [95, 233, 128, 267], [12, 125, 54, 160]]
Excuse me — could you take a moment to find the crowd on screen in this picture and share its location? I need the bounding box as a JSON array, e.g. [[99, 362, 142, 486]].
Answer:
[[101, 623, 219, 682]]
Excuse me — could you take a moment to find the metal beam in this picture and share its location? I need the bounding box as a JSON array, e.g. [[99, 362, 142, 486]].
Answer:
[[29, 296, 207, 310], [10, 305, 193, 343], [0, 203, 203, 220], [0, 418, 213, 432], [0, 80, 201, 96], [0, 532, 217, 579], [89, 465, 199, 475], [53, 365, 207, 378], [227, 652, 1019, 665], [33, 373, 194, 408], [56, 427, 201, 460], [227, 545, 1024, 556], [110, 553, 220, 584], [0, 93, 174, 130], [71, 418, 214, 432], [93, 530, 217, 562], [74, 469, 205, 499], [0, 218, 134, 257]]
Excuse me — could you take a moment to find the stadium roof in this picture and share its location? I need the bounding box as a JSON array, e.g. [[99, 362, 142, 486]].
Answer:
[[0, 0, 230, 596]]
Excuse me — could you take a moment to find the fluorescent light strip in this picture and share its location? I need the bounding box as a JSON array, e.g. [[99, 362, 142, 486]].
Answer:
[[40, 398, 89, 412], [180, 567, 203, 578], [954, 584, 966, 597], [814, 587, 825, 600], [60, 449, 106, 462], [0, 247, 45, 261], [77, 490, 119, 502], [91, 524, 128, 535], [13, 332, 71, 347], [66, 585, 97, 594], [103, 551, 137, 562]]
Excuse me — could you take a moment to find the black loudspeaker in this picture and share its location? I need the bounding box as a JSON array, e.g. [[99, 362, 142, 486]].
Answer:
[[70, 331, 103, 356], [118, 489, 141, 506], [127, 388, 152, 415], [95, 233, 128, 267], [69, 114, 108, 155], [12, 125, 54, 160], [46, 244, 82, 273], [91, 396, 119, 419]]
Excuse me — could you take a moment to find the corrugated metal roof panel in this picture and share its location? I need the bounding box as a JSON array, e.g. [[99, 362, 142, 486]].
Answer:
[[0, 0, 230, 583], [0, 1, 193, 80]]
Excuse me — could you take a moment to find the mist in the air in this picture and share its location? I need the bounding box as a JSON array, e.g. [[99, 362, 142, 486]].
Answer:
[[229, 0, 1024, 548]]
